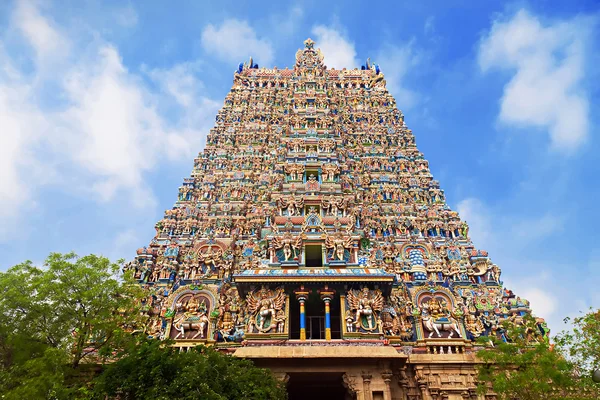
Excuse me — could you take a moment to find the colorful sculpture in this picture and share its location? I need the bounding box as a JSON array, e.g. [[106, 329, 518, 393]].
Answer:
[[346, 287, 384, 331], [129, 38, 544, 353], [245, 286, 286, 334]]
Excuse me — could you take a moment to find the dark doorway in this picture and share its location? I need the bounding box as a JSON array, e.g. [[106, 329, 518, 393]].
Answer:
[[287, 372, 349, 400], [305, 245, 323, 267], [290, 290, 341, 340]]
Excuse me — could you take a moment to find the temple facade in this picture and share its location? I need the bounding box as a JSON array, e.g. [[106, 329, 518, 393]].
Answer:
[[126, 39, 547, 400]]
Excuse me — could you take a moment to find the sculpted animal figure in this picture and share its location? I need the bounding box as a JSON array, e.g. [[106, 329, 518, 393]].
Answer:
[[420, 299, 462, 338], [172, 297, 210, 340]]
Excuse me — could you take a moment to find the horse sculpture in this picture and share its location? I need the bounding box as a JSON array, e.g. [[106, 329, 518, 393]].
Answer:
[[420, 298, 462, 338], [422, 314, 462, 338], [173, 312, 210, 339]]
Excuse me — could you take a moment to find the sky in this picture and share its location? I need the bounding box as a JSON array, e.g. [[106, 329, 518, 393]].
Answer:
[[0, 0, 599, 334]]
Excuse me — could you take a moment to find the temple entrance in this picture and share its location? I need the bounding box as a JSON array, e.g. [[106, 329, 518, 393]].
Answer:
[[287, 372, 349, 400], [290, 289, 341, 340]]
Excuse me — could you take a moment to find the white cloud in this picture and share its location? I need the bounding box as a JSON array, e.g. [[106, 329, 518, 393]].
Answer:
[[0, 1, 219, 239], [58, 45, 166, 203], [512, 213, 565, 241], [269, 6, 304, 38], [455, 195, 596, 333], [145, 61, 204, 108], [503, 274, 558, 320], [12, 0, 68, 60], [144, 62, 221, 155], [520, 286, 557, 319], [479, 9, 592, 153], [424, 16, 435, 36], [311, 25, 358, 69], [0, 79, 44, 227], [376, 41, 420, 109], [116, 5, 138, 27], [110, 228, 143, 260], [201, 19, 274, 67], [456, 197, 493, 249]]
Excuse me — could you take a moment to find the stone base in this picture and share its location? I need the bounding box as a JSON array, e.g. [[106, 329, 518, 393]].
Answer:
[[234, 344, 486, 400]]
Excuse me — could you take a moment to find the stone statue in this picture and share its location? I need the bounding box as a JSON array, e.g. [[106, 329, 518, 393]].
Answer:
[[172, 295, 211, 340], [420, 297, 462, 338], [325, 233, 353, 262], [346, 287, 384, 331], [246, 286, 286, 333], [270, 232, 302, 263]]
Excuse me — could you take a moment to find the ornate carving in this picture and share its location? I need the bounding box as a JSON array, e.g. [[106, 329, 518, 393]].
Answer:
[[169, 291, 213, 340], [325, 232, 353, 262], [419, 294, 462, 339], [270, 232, 302, 263], [245, 286, 286, 334], [342, 373, 359, 394], [346, 287, 384, 332], [131, 38, 544, 362]]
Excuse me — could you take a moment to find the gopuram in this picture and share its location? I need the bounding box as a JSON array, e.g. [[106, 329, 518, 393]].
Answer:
[[126, 39, 548, 400]]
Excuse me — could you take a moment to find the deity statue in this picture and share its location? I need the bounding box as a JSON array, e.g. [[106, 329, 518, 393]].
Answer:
[[305, 173, 320, 193], [464, 314, 484, 339], [346, 287, 384, 331], [278, 195, 304, 216], [246, 286, 286, 333], [172, 294, 211, 340], [419, 297, 462, 338], [325, 233, 353, 263], [197, 245, 223, 274], [284, 164, 304, 181], [322, 164, 340, 182], [270, 232, 302, 263]]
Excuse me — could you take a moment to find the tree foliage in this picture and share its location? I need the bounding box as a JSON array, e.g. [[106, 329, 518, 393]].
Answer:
[[555, 309, 600, 378], [91, 339, 287, 400], [476, 313, 600, 400], [0, 253, 143, 399], [0, 252, 287, 400]]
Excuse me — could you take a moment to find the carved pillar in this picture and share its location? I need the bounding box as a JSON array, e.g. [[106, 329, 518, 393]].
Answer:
[[362, 372, 373, 400], [416, 369, 430, 400], [381, 370, 393, 400], [294, 286, 309, 341], [319, 285, 335, 341], [324, 298, 332, 340], [273, 372, 290, 386], [397, 367, 410, 400], [466, 373, 479, 400], [343, 373, 359, 400]]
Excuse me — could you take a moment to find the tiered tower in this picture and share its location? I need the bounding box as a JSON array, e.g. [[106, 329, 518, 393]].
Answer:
[[127, 39, 546, 399]]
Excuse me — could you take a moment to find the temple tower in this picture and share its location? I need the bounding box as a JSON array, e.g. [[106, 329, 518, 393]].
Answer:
[[127, 39, 546, 400]]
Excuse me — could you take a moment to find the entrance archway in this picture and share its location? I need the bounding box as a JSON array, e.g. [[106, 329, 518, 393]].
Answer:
[[287, 372, 350, 400]]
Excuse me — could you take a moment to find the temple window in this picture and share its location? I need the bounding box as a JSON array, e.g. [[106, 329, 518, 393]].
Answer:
[[305, 244, 323, 268], [304, 168, 320, 183]]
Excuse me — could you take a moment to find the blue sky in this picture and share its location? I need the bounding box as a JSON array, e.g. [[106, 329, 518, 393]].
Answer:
[[0, 0, 599, 333]]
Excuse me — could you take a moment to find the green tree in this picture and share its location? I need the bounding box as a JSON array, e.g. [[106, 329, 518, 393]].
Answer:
[[0, 253, 143, 399], [555, 309, 600, 379], [91, 339, 287, 400], [476, 313, 600, 400]]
